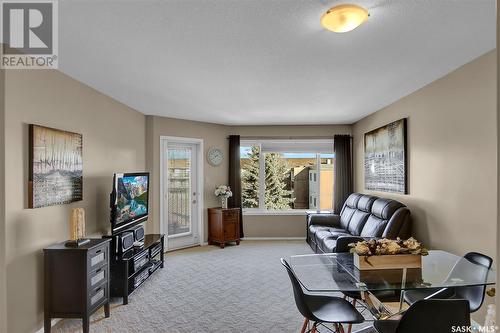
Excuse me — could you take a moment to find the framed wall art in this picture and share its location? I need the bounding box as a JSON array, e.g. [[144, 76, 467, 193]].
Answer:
[[364, 118, 407, 194], [29, 124, 83, 208]]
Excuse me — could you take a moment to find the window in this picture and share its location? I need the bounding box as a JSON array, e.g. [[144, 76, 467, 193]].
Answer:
[[240, 140, 335, 213]]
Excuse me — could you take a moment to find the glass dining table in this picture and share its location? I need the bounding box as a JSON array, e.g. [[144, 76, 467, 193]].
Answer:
[[289, 250, 496, 329]]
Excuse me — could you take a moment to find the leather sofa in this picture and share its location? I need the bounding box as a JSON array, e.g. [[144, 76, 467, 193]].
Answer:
[[307, 193, 411, 253]]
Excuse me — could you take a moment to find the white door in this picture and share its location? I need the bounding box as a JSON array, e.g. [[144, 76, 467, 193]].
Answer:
[[162, 139, 202, 250]]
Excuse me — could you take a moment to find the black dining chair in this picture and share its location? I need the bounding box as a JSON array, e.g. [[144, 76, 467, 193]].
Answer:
[[373, 299, 470, 333], [281, 258, 364, 333], [403, 252, 493, 312]]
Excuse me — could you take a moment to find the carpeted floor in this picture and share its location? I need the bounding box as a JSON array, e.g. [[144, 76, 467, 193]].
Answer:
[[53, 240, 371, 333]]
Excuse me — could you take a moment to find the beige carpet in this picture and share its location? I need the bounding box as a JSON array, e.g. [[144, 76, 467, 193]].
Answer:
[[52, 240, 372, 333]]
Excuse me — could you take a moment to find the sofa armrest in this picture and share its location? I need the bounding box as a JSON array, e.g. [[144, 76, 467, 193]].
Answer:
[[307, 214, 341, 228], [335, 236, 365, 253], [335, 236, 383, 253], [383, 207, 411, 239]]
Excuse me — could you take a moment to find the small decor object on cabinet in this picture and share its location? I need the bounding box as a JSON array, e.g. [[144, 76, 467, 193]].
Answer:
[[214, 185, 232, 209], [364, 118, 407, 194], [29, 124, 83, 208], [208, 207, 240, 248], [207, 147, 224, 166], [66, 208, 90, 247], [349, 237, 428, 270], [44, 239, 111, 333]]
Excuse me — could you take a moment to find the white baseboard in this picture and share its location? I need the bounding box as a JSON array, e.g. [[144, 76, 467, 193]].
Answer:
[[241, 237, 306, 241], [35, 318, 61, 333]]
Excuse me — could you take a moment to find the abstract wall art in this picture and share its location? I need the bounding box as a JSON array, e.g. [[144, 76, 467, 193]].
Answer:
[[364, 118, 407, 194], [29, 124, 83, 208]]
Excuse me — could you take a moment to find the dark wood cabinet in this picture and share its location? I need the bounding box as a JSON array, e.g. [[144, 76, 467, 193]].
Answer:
[[208, 207, 241, 248], [43, 238, 111, 333]]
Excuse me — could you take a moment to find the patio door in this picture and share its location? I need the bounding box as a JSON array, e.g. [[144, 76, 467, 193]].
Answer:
[[161, 137, 203, 251]]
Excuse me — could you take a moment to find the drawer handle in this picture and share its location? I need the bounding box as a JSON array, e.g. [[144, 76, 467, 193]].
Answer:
[[96, 249, 102, 254]]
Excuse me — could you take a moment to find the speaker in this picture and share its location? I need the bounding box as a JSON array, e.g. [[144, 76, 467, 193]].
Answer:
[[131, 225, 145, 242], [112, 231, 134, 253]]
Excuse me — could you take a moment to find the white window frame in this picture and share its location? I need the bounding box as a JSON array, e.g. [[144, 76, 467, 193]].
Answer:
[[240, 139, 334, 216]]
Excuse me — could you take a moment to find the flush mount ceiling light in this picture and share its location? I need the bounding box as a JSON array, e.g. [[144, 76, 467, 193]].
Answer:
[[321, 4, 369, 33]]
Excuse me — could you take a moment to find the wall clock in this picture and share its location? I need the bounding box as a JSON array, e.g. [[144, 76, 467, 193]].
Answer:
[[207, 147, 223, 166]]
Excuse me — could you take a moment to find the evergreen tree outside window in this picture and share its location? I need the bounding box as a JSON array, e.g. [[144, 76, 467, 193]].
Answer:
[[241, 146, 260, 208]]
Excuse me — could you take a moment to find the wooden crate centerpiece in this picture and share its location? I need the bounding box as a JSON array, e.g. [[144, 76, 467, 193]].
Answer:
[[350, 237, 428, 271], [354, 252, 422, 270]]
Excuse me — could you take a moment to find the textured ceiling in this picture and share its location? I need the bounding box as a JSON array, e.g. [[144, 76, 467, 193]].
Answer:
[[58, 0, 496, 125]]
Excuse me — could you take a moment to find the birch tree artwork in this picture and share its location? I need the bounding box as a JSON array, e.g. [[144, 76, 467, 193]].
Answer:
[[29, 125, 83, 208]]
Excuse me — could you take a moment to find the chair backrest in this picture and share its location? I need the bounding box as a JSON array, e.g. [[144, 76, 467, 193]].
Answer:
[[280, 258, 315, 320], [396, 299, 470, 333], [454, 252, 493, 312]]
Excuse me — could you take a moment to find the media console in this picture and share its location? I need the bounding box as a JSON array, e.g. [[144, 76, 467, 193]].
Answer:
[[105, 234, 164, 304]]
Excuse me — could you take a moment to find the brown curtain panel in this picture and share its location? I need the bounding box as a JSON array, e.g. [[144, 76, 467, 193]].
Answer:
[[228, 135, 244, 237], [333, 135, 353, 214]]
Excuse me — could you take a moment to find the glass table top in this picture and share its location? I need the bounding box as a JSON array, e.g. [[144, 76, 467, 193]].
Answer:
[[289, 250, 496, 292]]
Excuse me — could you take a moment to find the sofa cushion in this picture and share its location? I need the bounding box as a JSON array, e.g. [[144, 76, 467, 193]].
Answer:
[[347, 210, 370, 236], [339, 207, 356, 230], [329, 230, 352, 239], [360, 215, 388, 237], [328, 227, 349, 233], [321, 237, 337, 253], [308, 225, 330, 238], [344, 193, 362, 209], [315, 229, 334, 245], [357, 195, 377, 212], [371, 198, 405, 219]]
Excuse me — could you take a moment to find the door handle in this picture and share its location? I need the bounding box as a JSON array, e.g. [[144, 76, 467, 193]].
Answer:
[[192, 200, 197, 204]]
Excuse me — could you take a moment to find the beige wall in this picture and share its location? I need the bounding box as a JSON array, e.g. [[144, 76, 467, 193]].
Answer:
[[353, 50, 496, 256], [3, 70, 146, 333], [0, 67, 6, 333], [353, 50, 497, 318]]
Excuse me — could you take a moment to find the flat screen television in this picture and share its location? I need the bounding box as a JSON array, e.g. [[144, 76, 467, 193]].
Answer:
[[110, 172, 149, 233]]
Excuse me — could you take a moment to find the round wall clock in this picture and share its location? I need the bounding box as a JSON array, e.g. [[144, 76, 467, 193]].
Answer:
[[207, 147, 224, 166]]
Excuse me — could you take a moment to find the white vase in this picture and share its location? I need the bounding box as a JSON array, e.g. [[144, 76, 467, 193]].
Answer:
[[221, 196, 228, 209]]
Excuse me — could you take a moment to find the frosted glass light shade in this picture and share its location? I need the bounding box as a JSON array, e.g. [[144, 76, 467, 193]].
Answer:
[[321, 4, 369, 33]]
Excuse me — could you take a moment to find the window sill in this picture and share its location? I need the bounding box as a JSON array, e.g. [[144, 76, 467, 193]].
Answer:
[[243, 210, 332, 216]]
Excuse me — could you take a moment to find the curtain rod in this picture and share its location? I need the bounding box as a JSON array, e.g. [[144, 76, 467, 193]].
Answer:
[[227, 135, 353, 140]]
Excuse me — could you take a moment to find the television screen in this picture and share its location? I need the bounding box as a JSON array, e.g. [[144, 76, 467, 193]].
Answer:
[[113, 173, 149, 230]]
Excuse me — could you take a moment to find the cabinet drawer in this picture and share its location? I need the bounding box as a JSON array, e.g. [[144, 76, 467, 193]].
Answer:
[[89, 265, 108, 288], [223, 210, 239, 221], [89, 283, 108, 310], [88, 244, 108, 269]]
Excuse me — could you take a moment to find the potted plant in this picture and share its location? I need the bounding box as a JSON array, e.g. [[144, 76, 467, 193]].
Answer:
[[215, 185, 233, 209]]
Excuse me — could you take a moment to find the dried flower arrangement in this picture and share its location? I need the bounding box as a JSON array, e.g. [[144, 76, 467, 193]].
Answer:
[[349, 237, 429, 257]]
